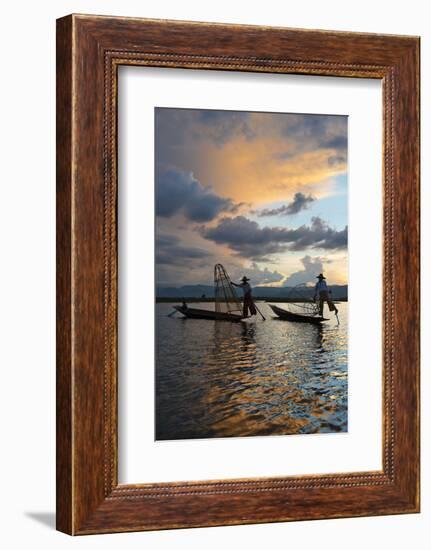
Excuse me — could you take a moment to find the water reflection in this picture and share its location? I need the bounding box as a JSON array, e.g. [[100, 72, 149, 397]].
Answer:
[[237, 323, 257, 361], [155, 302, 347, 440]]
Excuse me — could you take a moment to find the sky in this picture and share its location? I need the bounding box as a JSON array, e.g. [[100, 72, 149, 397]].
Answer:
[[155, 108, 348, 288]]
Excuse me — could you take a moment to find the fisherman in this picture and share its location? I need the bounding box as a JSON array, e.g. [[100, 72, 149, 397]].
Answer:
[[314, 273, 338, 316], [232, 276, 257, 318]]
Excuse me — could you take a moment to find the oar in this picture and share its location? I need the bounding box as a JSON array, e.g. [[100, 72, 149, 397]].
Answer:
[[254, 301, 266, 321]]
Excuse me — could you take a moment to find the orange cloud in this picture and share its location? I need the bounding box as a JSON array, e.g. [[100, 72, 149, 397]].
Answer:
[[190, 135, 346, 205]]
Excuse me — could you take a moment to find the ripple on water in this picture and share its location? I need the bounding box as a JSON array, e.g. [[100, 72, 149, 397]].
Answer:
[[155, 302, 348, 440]]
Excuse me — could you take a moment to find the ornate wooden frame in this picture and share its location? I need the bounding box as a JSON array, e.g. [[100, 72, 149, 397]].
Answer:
[[56, 14, 420, 534]]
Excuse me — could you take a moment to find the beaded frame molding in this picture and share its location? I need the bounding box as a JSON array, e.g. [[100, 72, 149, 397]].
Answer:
[[56, 14, 420, 535]]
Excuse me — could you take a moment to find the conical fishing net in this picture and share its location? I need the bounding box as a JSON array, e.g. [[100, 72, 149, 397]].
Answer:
[[285, 284, 320, 317], [214, 264, 243, 316]]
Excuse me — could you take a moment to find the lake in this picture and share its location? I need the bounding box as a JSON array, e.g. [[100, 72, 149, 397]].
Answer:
[[156, 302, 348, 440]]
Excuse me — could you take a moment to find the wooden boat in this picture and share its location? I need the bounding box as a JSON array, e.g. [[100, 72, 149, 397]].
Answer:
[[269, 304, 328, 324], [170, 264, 246, 322], [173, 305, 243, 322]]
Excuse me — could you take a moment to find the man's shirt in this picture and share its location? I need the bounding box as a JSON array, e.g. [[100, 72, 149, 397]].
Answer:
[[239, 282, 251, 295], [315, 280, 328, 293]]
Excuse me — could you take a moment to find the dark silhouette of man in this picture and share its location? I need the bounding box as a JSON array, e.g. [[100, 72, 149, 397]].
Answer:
[[232, 276, 257, 318], [314, 273, 338, 316]]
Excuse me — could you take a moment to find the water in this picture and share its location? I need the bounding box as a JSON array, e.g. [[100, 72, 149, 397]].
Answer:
[[156, 302, 348, 440]]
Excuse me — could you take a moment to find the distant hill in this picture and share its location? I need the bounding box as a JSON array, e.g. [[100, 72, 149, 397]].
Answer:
[[156, 284, 348, 301]]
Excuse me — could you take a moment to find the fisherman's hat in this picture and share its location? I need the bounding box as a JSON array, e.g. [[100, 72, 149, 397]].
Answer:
[[241, 276, 250, 282], [316, 273, 326, 279]]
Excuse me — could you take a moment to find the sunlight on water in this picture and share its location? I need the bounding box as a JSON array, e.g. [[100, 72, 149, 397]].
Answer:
[[156, 302, 348, 440]]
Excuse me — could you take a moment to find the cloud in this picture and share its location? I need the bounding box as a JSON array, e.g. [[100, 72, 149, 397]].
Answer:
[[283, 256, 325, 286], [155, 108, 255, 150], [328, 154, 347, 167], [202, 215, 347, 258], [156, 169, 238, 222], [255, 192, 315, 217], [156, 233, 212, 266], [279, 114, 347, 154], [231, 262, 285, 285], [324, 134, 348, 149], [307, 217, 348, 250], [155, 109, 348, 206], [153, 109, 348, 286], [197, 110, 255, 145]]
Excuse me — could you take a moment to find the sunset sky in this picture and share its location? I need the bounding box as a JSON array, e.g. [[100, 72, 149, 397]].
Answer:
[[155, 107, 348, 287]]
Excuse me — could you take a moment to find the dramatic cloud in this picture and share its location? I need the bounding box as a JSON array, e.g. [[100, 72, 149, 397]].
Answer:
[[155, 108, 255, 152], [255, 192, 315, 217], [324, 134, 348, 149], [278, 114, 347, 154], [155, 108, 348, 206], [197, 110, 255, 145], [156, 169, 239, 222], [231, 262, 285, 285], [154, 109, 348, 286], [202, 216, 347, 258], [307, 218, 348, 250], [283, 256, 325, 287], [328, 154, 347, 167], [156, 234, 212, 266]]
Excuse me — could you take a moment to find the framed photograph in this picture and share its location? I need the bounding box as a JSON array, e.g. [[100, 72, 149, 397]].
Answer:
[[56, 14, 420, 534]]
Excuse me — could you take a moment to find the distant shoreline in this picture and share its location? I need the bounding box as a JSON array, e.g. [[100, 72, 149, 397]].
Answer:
[[156, 297, 348, 303]]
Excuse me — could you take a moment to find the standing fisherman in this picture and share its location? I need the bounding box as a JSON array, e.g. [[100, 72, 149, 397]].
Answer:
[[232, 276, 257, 318], [314, 273, 338, 316]]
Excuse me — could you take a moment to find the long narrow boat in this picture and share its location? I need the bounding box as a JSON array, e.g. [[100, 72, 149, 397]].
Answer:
[[173, 305, 243, 322], [269, 304, 328, 324]]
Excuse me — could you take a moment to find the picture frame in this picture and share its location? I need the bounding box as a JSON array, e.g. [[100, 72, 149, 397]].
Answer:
[[56, 14, 420, 535]]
